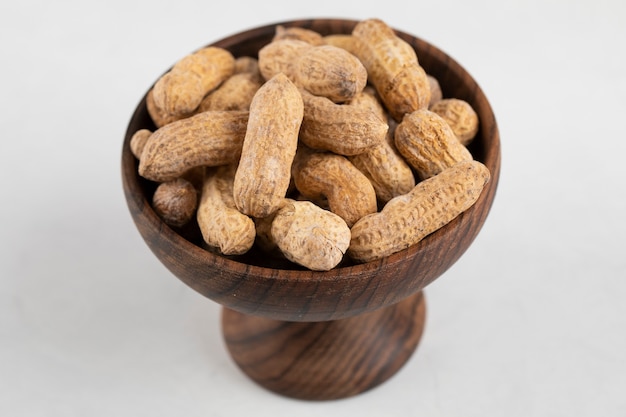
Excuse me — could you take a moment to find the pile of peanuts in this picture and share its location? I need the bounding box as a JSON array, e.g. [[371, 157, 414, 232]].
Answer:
[[130, 18, 490, 271]]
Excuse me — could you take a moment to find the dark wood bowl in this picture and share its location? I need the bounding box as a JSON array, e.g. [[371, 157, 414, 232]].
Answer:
[[121, 18, 500, 400]]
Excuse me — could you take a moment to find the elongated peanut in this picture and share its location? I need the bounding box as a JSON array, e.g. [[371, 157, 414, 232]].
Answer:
[[430, 98, 479, 146], [152, 46, 235, 117], [394, 108, 472, 180], [139, 110, 249, 182], [258, 39, 312, 81], [292, 149, 377, 227], [197, 165, 256, 255], [233, 73, 303, 218], [299, 89, 388, 156], [352, 18, 430, 121], [197, 72, 263, 112], [294, 44, 367, 103], [271, 200, 351, 271], [348, 160, 490, 263], [273, 25, 325, 45]]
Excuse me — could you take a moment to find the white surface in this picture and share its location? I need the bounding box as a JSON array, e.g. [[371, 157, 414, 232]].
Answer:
[[1, 0, 625, 415]]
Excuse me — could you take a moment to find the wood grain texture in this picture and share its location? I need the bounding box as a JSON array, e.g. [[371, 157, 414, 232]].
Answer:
[[121, 18, 501, 323], [222, 291, 426, 400]]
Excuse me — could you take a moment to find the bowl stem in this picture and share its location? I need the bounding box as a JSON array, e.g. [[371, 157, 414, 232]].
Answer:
[[221, 291, 426, 400]]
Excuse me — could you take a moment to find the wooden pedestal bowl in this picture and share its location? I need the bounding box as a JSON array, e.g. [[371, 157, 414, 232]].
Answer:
[[121, 18, 501, 401]]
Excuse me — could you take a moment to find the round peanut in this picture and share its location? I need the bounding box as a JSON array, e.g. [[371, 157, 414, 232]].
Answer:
[[129, 128, 152, 159], [271, 200, 351, 271], [152, 178, 198, 228], [430, 98, 479, 146]]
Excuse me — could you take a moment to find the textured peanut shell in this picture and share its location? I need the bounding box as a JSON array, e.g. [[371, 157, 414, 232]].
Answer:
[[146, 89, 189, 128], [234, 56, 260, 75], [394, 108, 473, 180], [347, 89, 415, 202], [257, 39, 312, 81], [347, 86, 387, 122], [273, 25, 325, 45], [352, 18, 430, 121], [138, 110, 249, 182], [322, 34, 360, 56], [197, 72, 263, 112], [348, 160, 491, 263], [152, 46, 235, 117], [271, 200, 351, 271], [152, 178, 198, 228], [129, 128, 152, 159], [349, 131, 416, 204], [233, 73, 304, 218], [292, 150, 377, 227], [299, 90, 388, 156], [427, 75, 443, 107], [430, 98, 479, 146], [197, 165, 256, 255], [294, 44, 367, 103]]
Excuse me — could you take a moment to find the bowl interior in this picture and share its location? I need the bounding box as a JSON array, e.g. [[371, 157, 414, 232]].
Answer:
[[122, 18, 501, 322]]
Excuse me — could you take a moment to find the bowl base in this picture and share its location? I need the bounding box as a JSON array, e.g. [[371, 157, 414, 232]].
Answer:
[[221, 291, 426, 400]]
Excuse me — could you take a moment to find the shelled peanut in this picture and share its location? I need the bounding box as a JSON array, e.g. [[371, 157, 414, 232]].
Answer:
[[131, 18, 488, 270]]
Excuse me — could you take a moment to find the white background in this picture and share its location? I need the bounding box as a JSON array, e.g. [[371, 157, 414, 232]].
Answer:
[[1, 0, 625, 416]]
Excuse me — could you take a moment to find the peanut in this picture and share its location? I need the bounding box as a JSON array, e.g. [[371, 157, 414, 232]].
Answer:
[[233, 73, 303, 218], [427, 75, 443, 107], [349, 131, 416, 204], [146, 89, 188, 128], [292, 148, 377, 227], [348, 160, 490, 263], [273, 25, 325, 45], [197, 165, 256, 255], [322, 34, 360, 56], [271, 200, 351, 271], [152, 178, 198, 228], [197, 72, 263, 112], [258, 39, 312, 81], [352, 18, 431, 122], [299, 89, 388, 156], [138, 110, 249, 182], [152, 46, 235, 117], [129, 128, 152, 159], [430, 98, 479, 146], [234, 56, 260, 75], [394, 108, 473, 180], [346, 88, 415, 203], [293, 44, 367, 103]]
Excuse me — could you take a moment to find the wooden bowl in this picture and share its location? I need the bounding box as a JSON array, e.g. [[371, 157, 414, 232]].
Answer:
[[121, 18, 501, 400]]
